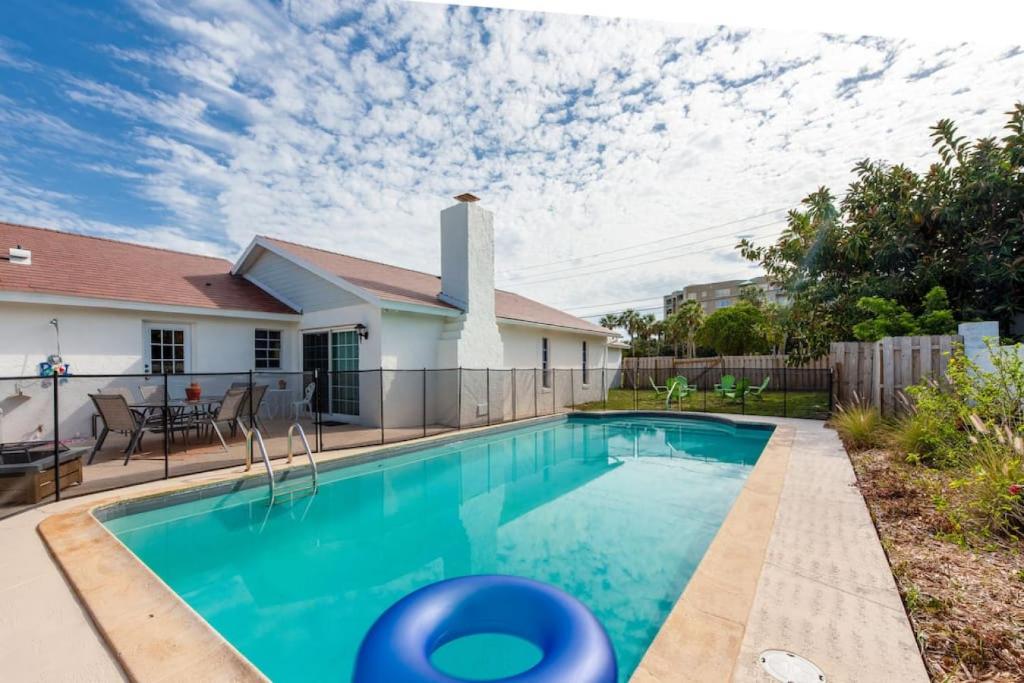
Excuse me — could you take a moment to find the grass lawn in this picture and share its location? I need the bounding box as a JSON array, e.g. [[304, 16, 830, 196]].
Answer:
[[575, 388, 830, 419]]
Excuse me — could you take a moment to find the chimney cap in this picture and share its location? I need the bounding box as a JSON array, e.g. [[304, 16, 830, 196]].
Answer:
[[453, 193, 480, 203]]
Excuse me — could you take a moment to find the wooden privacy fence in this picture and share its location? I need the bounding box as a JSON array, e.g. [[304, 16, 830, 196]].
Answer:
[[621, 359, 829, 393], [622, 355, 829, 371], [830, 335, 960, 416]]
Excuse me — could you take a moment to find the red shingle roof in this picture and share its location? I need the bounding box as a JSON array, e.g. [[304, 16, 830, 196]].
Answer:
[[260, 237, 612, 335], [0, 222, 295, 315]]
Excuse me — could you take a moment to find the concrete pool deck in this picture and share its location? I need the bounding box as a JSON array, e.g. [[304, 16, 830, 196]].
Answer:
[[0, 414, 928, 682]]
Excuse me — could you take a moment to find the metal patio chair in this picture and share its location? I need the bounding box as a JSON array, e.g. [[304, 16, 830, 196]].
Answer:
[[241, 384, 269, 432], [292, 382, 315, 419], [205, 387, 247, 452], [88, 393, 195, 465]]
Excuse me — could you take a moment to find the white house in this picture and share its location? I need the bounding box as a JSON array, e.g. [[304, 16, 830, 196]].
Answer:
[[0, 195, 618, 441]]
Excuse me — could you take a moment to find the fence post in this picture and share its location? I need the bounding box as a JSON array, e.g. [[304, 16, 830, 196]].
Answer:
[[741, 369, 746, 415], [457, 367, 463, 431], [828, 368, 835, 415], [163, 373, 170, 479], [783, 366, 788, 418], [248, 369, 254, 428], [602, 366, 607, 411], [633, 367, 637, 410], [486, 368, 491, 426], [379, 367, 385, 445], [534, 368, 539, 418], [313, 368, 321, 452], [512, 368, 517, 421], [52, 374, 61, 500], [570, 369, 575, 411], [422, 368, 427, 437]]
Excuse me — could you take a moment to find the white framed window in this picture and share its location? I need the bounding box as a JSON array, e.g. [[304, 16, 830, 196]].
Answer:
[[255, 329, 282, 369], [581, 341, 589, 385], [716, 299, 731, 308], [144, 323, 190, 375], [541, 337, 551, 389]]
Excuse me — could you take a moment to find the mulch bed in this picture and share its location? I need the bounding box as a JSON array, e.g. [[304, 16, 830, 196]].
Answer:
[[848, 448, 1024, 681]]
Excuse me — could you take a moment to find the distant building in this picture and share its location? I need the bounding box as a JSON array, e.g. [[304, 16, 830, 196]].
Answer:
[[663, 276, 787, 317]]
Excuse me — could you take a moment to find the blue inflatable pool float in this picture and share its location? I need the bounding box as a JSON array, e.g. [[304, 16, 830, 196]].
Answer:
[[353, 575, 617, 683]]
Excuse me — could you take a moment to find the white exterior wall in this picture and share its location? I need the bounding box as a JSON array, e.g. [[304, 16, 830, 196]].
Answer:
[[379, 310, 455, 428], [496, 323, 611, 419], [0, 301, 300, 443], [499, 323, 609, 370]]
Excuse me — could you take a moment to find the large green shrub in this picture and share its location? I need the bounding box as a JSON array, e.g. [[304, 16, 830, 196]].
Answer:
[[696, 302, 769, 356], [900, 380, 966, 466], [852, 286, 957, 342], [954, 428, 1024, 538], [900, 343, 1024, 538]]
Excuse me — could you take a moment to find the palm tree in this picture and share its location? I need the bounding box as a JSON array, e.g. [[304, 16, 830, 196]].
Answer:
[[618, 309, 643, 356], [599, 313, 620, 330], [669, 300, 704, 358]]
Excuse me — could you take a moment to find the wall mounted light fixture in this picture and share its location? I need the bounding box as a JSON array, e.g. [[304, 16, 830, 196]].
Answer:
[[355, 323, 369, 341]]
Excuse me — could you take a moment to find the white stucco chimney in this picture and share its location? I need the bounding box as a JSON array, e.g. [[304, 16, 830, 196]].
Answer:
[[437, 194, 504, 368], [440, 193, 493, 314]]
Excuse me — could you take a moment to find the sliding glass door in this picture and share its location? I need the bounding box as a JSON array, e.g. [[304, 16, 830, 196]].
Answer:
[[302, 329, 360, 420], [330, 331, 360, 417]]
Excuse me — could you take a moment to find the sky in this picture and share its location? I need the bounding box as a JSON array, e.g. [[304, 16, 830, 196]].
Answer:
[[1, 1, 1021, 323]]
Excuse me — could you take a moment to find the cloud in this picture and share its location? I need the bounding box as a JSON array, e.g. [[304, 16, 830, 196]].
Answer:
[[1, 0, 1022, 319]]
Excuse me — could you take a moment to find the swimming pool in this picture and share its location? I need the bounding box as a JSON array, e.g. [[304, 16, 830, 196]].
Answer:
[[100, 414, 772, 682]]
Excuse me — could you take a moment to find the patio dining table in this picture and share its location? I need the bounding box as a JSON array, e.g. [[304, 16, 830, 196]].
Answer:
[[129, 395, 225, 427]]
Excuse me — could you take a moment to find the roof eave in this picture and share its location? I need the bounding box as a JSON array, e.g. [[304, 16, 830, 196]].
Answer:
[[496, 316, 614, 337], [0, 290, 300, 321]]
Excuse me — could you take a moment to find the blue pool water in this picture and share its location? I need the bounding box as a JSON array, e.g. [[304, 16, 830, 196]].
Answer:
[[103, 415, 771, 682]]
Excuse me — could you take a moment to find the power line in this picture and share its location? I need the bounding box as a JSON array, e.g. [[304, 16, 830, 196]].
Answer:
[[504, 229, 781, 287], [561, 295, 666, 311], [500, 219, 783, 284], [564, 268, 777, 316], [495, 206, 789, 276]]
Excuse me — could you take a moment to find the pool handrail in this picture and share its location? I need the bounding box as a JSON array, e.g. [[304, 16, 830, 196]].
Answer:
[[286, 422, 319, 494]]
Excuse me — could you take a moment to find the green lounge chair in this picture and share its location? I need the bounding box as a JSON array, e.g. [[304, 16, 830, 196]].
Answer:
[[723, 378, 750, 403], [745, 376, 771, 400], [670, 376, 697, 399], [664, 376, 695, 407], [649, 377, 672, 398], [713, 374, 735, 396]]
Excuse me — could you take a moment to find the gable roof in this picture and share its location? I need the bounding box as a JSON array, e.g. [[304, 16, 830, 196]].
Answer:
[[256, 236, 613, 336], [0, 222, 296, 315]]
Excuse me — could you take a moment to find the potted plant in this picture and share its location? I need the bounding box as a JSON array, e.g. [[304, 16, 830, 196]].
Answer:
[[185, 381, 202, 401]]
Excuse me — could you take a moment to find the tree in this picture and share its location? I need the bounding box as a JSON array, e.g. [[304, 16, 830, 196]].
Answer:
[[617, 309, 643, 355], [852, 286, 957, 342], [697, 302, 769, 356], [598, 313, 620, 331], [757, 303, 791, 355], [665, 300, 704, 357], [740, 102, 1024, 359]]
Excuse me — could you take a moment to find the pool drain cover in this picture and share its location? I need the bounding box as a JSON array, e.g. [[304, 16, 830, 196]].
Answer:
[[759, 650, 826, 683]]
